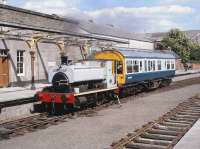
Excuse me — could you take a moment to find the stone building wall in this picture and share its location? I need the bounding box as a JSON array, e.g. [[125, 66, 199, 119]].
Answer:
[[0, 39, 83, 86]]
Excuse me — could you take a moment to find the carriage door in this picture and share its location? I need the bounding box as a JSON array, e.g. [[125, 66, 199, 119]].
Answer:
[[114, 60, 123, 84], [0, 50, 9, 87]]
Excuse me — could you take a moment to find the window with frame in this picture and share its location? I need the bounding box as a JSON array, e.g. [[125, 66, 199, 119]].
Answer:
[[171, 60, 175, 69], [126, 60, 133, 73], [17, 51, 24, 75], [0, 49, 8, 57], [150, 61, 153, 71], [157, 60, 162, 70], [144, 60, 147, 72], [148, 60, 151, 71], [167, 60, 170, 70], [152, 60, 156, 71], [133, 60, 139, 72], [139, 60, 143, 72], [165, 60, 167, 69], [117, 61, 123, 74]]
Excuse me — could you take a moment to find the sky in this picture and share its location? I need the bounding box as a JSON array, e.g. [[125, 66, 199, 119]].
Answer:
[[6, 0, 200, 33]]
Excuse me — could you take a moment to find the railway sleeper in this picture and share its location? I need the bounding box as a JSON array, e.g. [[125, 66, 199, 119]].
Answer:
[[177, 112, 200, 116], [165, 119, 193, 125], [135, 137, 171, 146], [179, 109, 200, 114], [182, 108, 200, 113], [183, 105, 200, 109], [160, 121, 190, 127], [171, 116, 196, 121], [182, 103, 200, 106], [180, 103, 200, 106], [125, 142, 167, 149], [175, 114, 199, 119], [141, 132, 176, 141], [3, 124, 18, 130], [170, 117, 196, 122], [181, 105, 200, 109], [147, 128, 180, 136], [153, 125, 186, 132], [0, 127, 13, 137]]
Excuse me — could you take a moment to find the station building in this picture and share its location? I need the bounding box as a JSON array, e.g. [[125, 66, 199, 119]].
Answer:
[[0, 4, 154, 88]]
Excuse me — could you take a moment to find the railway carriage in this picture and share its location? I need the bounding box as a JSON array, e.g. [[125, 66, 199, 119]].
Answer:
[[95, 48, 177, 94]]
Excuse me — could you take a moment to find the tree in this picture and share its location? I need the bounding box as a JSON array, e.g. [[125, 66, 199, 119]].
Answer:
[[161, 29, 191, 64], [189, 42, 200, 62]]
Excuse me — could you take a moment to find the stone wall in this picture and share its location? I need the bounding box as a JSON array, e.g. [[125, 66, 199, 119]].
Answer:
[[176, 59, 184, 70], [192, 63, 200, 70], [0, 38, 82, 86]]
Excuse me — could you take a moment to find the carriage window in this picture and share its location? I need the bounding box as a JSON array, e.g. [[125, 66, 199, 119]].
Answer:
[[139, 61, 143, 72], [167, 60, 170, 70], [148, 60, 151, 71], [150, 61, 153, 71], [133, 60, 139, 72], [126, 60, 133, 73], [157, 60, 161, 70], [153, 60, 156, 71], [171, 60, 175, 69], [144, 60, 147, 72], [165, 60, 167, 69]]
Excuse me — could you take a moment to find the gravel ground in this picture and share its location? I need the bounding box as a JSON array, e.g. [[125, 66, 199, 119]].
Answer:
[[0, 84, 199, 149]]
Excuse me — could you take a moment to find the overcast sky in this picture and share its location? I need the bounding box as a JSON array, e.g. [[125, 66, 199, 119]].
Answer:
[[7, 0, 200, 33]]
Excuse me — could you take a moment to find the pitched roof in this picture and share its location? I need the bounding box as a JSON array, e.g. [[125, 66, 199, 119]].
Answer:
[[78, 20, 153, 42]]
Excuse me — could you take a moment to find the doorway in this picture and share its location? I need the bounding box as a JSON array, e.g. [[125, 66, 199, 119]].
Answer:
[[0, 52, 9, 87]]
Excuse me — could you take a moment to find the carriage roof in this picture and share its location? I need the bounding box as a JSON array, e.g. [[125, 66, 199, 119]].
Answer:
[[118, 48, 178, 59]]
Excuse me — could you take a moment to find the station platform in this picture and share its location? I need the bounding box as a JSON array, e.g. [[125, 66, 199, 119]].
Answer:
[[0, 83, 50, 103], [174, 119, 200, 149], [175, 69, 200, 76]]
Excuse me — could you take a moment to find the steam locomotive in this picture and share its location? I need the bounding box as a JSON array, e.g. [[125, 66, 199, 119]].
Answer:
[[36, 48, 177, 113]]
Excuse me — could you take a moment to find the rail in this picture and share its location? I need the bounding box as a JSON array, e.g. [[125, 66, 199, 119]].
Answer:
[[110, 95, 200, 149]]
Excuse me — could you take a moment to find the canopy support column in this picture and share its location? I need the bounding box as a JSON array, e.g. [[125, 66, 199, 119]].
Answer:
[[56, 41, 65, 57], [25, 36, 42, 90]]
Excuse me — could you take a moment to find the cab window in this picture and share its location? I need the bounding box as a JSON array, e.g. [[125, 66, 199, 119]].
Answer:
[[117, 61, 123, 74]]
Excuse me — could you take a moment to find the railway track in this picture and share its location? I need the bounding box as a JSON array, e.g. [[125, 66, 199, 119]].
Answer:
[[0, 78, 199, 141], [0, 101, 112, 140], [110, 95, 200, 149], [1, 76, 200, 111]]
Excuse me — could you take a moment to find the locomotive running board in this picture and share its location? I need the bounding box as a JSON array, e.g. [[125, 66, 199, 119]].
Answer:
[[74, 87, 118, 97]]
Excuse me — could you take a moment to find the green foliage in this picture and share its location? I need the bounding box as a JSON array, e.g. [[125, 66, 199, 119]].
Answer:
[[189, 42, 200, 62], [161, 28, 191, 63]]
